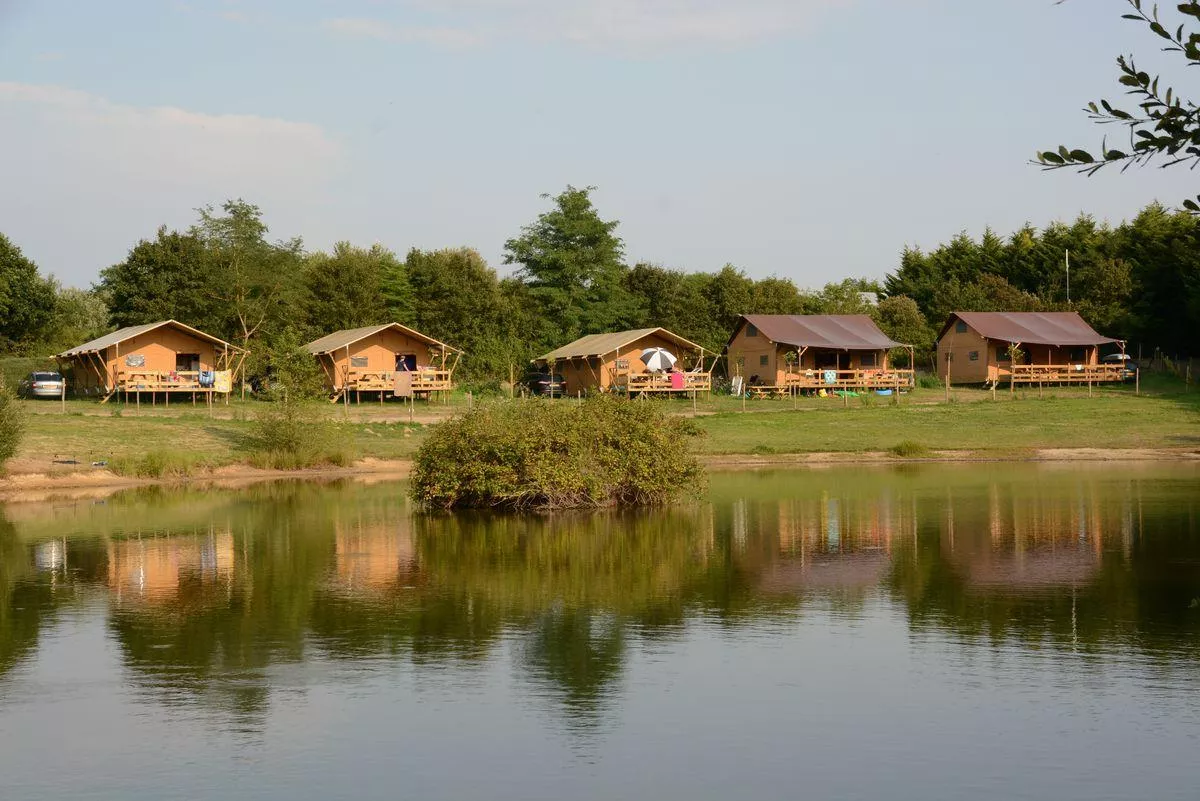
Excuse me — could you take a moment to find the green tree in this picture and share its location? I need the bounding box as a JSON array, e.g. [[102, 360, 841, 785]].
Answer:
[[192, 200, 304, 349], [0, 233, 56, 350], [303, 243, 397, 333], [504, 186, 635, 344], [99, 226, 215, 330], [810, 277, 880, 315], [45, 286, 110, 351], [1037, 0, 1200, 212], [406, 248, 524, 379], [749, 276, 809, 314], [701, 264, 754, 339]]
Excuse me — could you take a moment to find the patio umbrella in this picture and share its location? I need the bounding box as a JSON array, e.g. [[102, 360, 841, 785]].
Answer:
[[641, 347, 677, 373]]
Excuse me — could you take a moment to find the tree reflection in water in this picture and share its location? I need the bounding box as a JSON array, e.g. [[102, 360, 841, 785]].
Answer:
[[0, 465, 1197, 729]]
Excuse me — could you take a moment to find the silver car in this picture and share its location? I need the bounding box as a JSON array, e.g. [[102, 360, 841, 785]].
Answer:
[[18, 371, 65, 398]]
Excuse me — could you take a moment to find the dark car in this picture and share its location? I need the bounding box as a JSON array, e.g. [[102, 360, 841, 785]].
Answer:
[[521, 371, 566, 397], [17, 371, 65, 399], [1101, 353, 1137, 381]]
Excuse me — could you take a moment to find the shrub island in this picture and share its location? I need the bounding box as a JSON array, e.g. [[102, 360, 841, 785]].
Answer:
[[411, 396, 705, 510]]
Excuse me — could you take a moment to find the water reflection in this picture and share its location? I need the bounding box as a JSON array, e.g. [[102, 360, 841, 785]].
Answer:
[[1, 466, 1198, 730]]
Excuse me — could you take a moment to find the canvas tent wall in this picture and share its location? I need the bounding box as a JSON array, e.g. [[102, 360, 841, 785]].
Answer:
[[533, 328, 710, 396], [936, 312, 1119, 383], [55, 320, 244, 399], [725, 315, 910, 388], [305, 323, 461, 398]]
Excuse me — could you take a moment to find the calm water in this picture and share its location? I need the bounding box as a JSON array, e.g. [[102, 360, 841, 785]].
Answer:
[[1, 465, 1198, 801]]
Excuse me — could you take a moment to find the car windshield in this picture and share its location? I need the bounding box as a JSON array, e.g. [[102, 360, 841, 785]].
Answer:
[[33, 372, 61, 381]]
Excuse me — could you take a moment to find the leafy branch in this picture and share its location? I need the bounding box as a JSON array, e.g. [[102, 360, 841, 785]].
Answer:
[[1036, 0, 1200, 212]]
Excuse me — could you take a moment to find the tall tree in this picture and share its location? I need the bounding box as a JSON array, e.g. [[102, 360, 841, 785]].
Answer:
[[303, 243, 397, 334], [192, 200, 303, 349], [701, 264, 754, 339], [504, 186, 634, 345], [0, 233, 56, 350], [1037, 0, 1200, 213], [100, 226, 213, 330], [406, 248, 522, 378]]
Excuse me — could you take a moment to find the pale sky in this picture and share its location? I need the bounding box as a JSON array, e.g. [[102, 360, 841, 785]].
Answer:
[[0, 0, 1195, 289]]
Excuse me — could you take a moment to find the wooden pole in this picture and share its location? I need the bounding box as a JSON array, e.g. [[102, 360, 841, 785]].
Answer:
[[945, 355, 951, 402], [1136, 367, 1140, 396], [61, 378, 66, 413], [509, 364, 515, 399]]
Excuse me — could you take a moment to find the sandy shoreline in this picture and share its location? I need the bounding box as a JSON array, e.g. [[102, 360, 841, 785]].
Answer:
[[2, 447, 1197, 502]]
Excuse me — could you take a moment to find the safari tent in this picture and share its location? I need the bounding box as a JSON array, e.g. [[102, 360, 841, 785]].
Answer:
[[532, 328, 713, 397], [725, 315, 913, 394], [55, 320, 245, 403], [936, 312, 1123, 385], [305, 322, 461, 402]]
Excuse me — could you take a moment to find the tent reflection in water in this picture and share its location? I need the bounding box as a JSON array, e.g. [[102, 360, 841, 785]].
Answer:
[[532, 327, 712, 397]]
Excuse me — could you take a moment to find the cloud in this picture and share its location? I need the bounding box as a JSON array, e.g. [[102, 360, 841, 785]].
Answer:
[[324, 0, 847, 50], [0, 82, 341, 282], [323, 17, 483, 49]]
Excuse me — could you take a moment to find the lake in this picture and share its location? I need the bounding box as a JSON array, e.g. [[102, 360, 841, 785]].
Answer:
[[1, 464, 1198, 801]]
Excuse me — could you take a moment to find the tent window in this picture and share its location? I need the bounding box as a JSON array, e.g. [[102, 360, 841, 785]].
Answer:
[[746, 324, 758, 337], [759, 355, 769, 367], [997, 348, 1011, 362], [124, 354, 145, 367], [1069, 348, 1086, 362], [968, 351, 980, 361], [955, 321, 968, 334], [350, 356, 369, 368], [860, 352, 878, 368]]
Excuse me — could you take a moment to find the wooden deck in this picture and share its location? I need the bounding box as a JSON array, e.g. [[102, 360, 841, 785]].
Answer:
[[616, 372, 712, 395], [117, 370, 230, 393], [339, 369, 454, 400], [782, 369, 915, 391], [1004, 364, 1127, 385]]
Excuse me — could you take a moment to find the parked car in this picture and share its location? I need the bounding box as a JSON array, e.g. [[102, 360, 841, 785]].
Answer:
[[1101, 353, 1137, 381], [18, 371, 65, 399], [520, 371, 567, 397]]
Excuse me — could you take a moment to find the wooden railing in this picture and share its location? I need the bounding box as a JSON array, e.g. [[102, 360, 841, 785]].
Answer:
[[782, 369, 915, 390], [345, 369, 453, 393], [1008, 364, 1127, 384], [118, 370, 229, 392], [617, 372, 712, 394]]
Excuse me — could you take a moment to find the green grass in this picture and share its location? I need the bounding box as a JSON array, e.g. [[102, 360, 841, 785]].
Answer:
[[692, 391, 1200, 455], [6, 377, 1200, 474]]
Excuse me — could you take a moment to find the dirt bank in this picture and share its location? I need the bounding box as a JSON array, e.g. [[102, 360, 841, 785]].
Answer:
[[3, 448, 1197, 502]]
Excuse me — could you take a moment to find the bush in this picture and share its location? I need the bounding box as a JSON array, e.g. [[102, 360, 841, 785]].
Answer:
[[888, 440, 931, 458], [246, 394, 355, 470], [246, 329, 328, 400], [412, 395, 705, 510], [917, 374, 943, 389], [108, 451, 221, 478], [0, 383, 23, 466]]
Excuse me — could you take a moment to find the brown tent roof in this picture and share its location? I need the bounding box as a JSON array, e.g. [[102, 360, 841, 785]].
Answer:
[[305, 323, 460, 355], [939, 312, 1117, 346], [57, 320, 242, 358], [730, 315, 903, 351], [536, 328, 704, 362]]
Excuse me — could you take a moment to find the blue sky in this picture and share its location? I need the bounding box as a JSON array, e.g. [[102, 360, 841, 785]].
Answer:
[[0, 0, 1195, 288]]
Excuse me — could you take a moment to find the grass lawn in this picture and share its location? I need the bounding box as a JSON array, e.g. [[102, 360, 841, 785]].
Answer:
[[14, 403, 426, 473], [7, 375, 1199, 475], [691, 392, 1200, 454]]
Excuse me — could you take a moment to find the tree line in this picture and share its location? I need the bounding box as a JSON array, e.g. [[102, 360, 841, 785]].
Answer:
[[2, 186, 1198, 391]]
